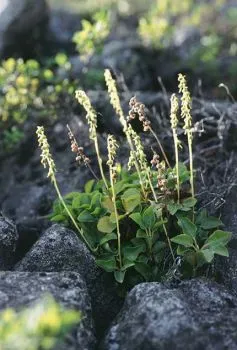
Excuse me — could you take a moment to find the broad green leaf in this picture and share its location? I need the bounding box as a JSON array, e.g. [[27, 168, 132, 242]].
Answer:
[[122, 245, 145, 261], [114, 270, 125, 283], [177, 216, 197, 237], [136, 229, 147, 238], [90, 192, 102, 208], [84, 179, 95, 193], [97, 216, 116, 233], [178, 162, 190, 183], [167, 202, 182, 215], [77, 210, 95, 222], [102, 196, 114, 212], [171, 234, 194, 247], [121, 260, 135, 271], [198, 249, 214, 264], [121, 188, 141, 213], [96, 257, 116, 272], [182, 197, 197, 208], [110, 212, 126, 223], [205, 230, 232, 248], [72, 196, 81, 210], [212, 245, 229, 257], [142, 207, 156, 228], [50, 214, 66, 223], [129, 212, 144, 229], [99, 233, 117, 245], [134, 262, 151, 280], [200, 216, 223, 230]]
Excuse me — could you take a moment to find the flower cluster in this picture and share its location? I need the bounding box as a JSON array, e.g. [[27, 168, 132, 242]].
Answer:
[[127, 96, 151, 132], [178, 74, 192, 133], [75, 90, 97, 140], [127, 125, 148, 172], [104, 69, 125, 123], [107, 134, 119, 181], [36, 126, 56, 181], [170, 93, 179, 130]]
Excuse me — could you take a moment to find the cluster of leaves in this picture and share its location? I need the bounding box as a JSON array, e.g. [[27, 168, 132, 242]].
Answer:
[[138, 0, 237, 65], [72, 10, 110, 60], [51, 164, 231, 288], [0, 295, 80, 350], [0, 54, 78, 151]]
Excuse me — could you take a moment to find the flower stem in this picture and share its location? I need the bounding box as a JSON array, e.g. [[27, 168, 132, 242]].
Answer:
[[150, 128, 170, 168], [172, 129, 180, 203]]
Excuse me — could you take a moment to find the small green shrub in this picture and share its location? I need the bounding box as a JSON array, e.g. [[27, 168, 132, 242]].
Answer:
[[138, 0, 236, 66], [36, 71, 231, 290], [0, 295, 80, 350], [72, 10, 110, 60], [0, 54, 78, 151]]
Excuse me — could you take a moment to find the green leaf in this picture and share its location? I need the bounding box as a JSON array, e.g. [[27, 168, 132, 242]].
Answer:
[[77, 210, 96, 222], [96, 257, 116, 272], [90, 192, 102, 208], [142, 207, 156, 229], [50, 214, 66, 223], [198, 249, 214, 264], [121, 188, 141, 213], [129, 212, 144, 229], [122, 245, 145, 261], [212, 245, 229, 257], [200, 216, 223, 230], [134, 262, 151, 280], [99, 233, 117, 245], [153, 241, 166, 253], [84, 179, 95, 193], [177, 216, 197, 237], [178, 162, 190, 183], [167, 202, 182, 215], [182, 197, 197, 208], [97, 216, 116, 233], [110, 212, 126, 223], [171, 234, 194, 247], [102, 196, 114, 212], [205, 230, 232, 248], [136, 229, 147, 238], [121, 260, 135, 271], [114, 270, 126, 283]]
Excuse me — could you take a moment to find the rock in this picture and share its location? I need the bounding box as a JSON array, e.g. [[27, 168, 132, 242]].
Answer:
[[15, 224, 123, 335], [215, 186, 237, 294], [0, 215, 18, 269], [0, 271, 96, 349], [0, 0, 49, 57], [101, 279, 237, 350]]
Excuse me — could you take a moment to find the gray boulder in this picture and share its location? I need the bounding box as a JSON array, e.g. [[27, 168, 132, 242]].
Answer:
[[0, 0, 48, 56], [15, 224, 123, 334], [0, 215, 18, 269], [0, 271, 96, 349], [101, 278, 237, 350]]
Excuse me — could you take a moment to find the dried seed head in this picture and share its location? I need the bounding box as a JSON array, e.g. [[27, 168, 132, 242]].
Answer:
[[67, 125, 90, 166], [170, 93, 179, 129], [127, 96, 151, 132], [178, 74, 192, 133], [75, 90, 97, 140], [36, 126, 56, 181]]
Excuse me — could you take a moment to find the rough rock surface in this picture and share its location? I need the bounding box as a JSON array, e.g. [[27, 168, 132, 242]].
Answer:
[[0, 0, 49, 56], [215, 186, 237, 294], [101, 279, 237, 350], [15, 224, 123, 335], [0, 215, 18, 269], [0, 271, 96, 350]]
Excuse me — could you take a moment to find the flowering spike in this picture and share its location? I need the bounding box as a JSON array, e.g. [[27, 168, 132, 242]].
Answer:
[[36, 126, 56, 181]]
